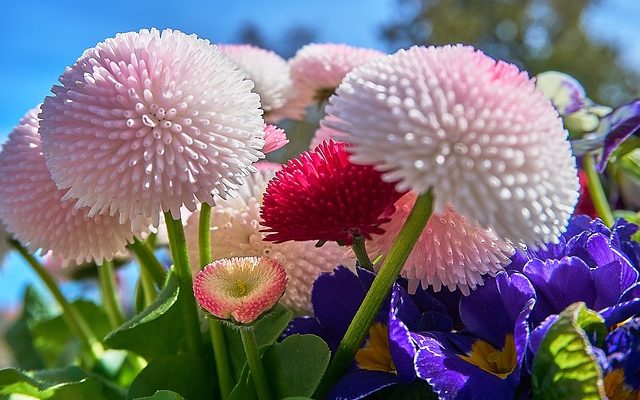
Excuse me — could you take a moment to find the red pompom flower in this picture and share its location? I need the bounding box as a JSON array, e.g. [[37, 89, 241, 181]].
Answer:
[[260, 140, 404, 245]]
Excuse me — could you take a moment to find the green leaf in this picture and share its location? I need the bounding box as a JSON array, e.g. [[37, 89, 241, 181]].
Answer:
[[127, 354, 215, 400], [105, 271, 184, 360], [262, 334, 330, 398], [619, 148, 640, 180], [223, 304, 293, 378], [134, 390, 185, 400], [4, 286, 58, 369], [574, 303, 607, 347], [532, 302, 605, 399], [229, 363, 256, 400], [0, 366, 125, 400], [229, 334, 329, 400], [30, 300, 112, 368]]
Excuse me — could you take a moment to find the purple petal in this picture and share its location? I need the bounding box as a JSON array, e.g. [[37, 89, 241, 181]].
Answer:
[[523, 257, 595, 323], [311, 266, 365, 351], [388, 285, 420, 382], [527, 314, 560, 373], [327, 370, 399, 400], [414, 333, 518, 400], [597, 99, 640, 172], [282, 317, 325, 339], [593, 260, 638, 310], [460, 272, 536, 347], [600, 298, 640, 328]]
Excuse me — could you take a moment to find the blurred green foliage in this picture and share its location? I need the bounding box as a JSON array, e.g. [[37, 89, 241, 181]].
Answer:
[[381, 0, 640, 105]]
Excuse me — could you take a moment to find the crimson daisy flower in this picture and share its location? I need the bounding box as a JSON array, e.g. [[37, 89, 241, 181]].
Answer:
[[260, 140, 404, 245]]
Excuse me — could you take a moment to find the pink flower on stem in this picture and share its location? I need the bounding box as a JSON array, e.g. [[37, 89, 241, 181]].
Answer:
[[193, 256, 287, 324]]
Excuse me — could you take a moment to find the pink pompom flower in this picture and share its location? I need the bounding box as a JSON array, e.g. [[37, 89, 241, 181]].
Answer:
[[287, 43, 385, 117], [0, 107, 147, 265], [262, 124, 288, 154], [369, 192, 515, 295], [326, 45, 579, 247], [261, 140, 404, 246], [40, 29, 265, 227], [193, 256, 287, 324], [219, 44, 296, 122]]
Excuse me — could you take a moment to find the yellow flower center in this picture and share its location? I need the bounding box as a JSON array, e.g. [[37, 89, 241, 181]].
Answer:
[[604, 368, 640, 400], [355, 323, 396, 374], [458, 334, 517, 379]]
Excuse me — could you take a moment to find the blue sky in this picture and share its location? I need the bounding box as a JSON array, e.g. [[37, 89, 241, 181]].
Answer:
[[0, 0, 638, 309]]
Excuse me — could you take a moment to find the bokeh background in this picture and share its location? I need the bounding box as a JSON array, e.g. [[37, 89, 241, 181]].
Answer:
[[0, 0, 638, 345]]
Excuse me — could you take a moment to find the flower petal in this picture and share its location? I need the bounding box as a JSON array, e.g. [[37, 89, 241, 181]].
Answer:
[[596, 99, 640, 172]]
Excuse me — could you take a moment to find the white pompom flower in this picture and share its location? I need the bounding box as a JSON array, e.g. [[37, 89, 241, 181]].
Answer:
[[0, 107, 147, 266], [326, 45, 579, 247], [40, 28, 265, 227], [184, 166, 350, 314], [219, 44, 296, 122]]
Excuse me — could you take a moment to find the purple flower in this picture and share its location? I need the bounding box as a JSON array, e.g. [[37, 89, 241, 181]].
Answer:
[[600, 318, 640, 399], [413, 272, 535, 400], [283, 266, 453, 399], [507, 216, 640, 327], [596, 99, 640, 172]]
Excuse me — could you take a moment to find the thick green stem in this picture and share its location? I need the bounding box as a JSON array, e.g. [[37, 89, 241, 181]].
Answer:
[[199, 203, 213, 269], [315, 192, 433, 397], [351, 235, 373, 271], [99, 260, 125, 328], [583, 154, 615, 227], [240, 328, 273, 400], [10, 240, 104, 361], [209, 322, 233, 399], [199, 203, 234, 400], [128, 238, 167, 287], [164, 212, 203, 354]]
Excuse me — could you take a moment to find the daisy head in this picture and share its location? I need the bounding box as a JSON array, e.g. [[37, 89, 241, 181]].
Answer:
[[40, 28, 265, 227], [325, 45, 579, 247], [193, 256, 287, 324]]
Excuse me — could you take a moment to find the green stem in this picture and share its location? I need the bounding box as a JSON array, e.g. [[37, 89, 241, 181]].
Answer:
[[583, 154, 615, 227], [351, 235, 373, 271], [199, 203, 213, 269], [315, 192, 433, 397], [210, 321, 233, 399], [10, 240, 104, 361], [240, 328, 273, 400], [199, 203, 234, 400], [128, 238, 167, 287], [139, 263, 157, 306], [98, 260, 125, 327], [164, 212, 202, 354]]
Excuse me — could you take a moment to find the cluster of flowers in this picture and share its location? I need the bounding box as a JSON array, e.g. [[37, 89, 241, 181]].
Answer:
[[283, 216, 640, 399], [1, 25, 639, 400]]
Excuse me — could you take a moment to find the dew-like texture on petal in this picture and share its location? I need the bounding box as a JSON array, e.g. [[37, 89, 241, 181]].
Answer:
[[369, 192, 514, 295], [184, 167, 349, 314], [40, 29, 265, 227], [262, 124, 288, 154], [193, 256, 287, 324], [287, 43, 385, 117], [0, 108, 147, 266], [260, 140, 404, 245], [326, 45, 580, 247], [219, 44, 296, 122]]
